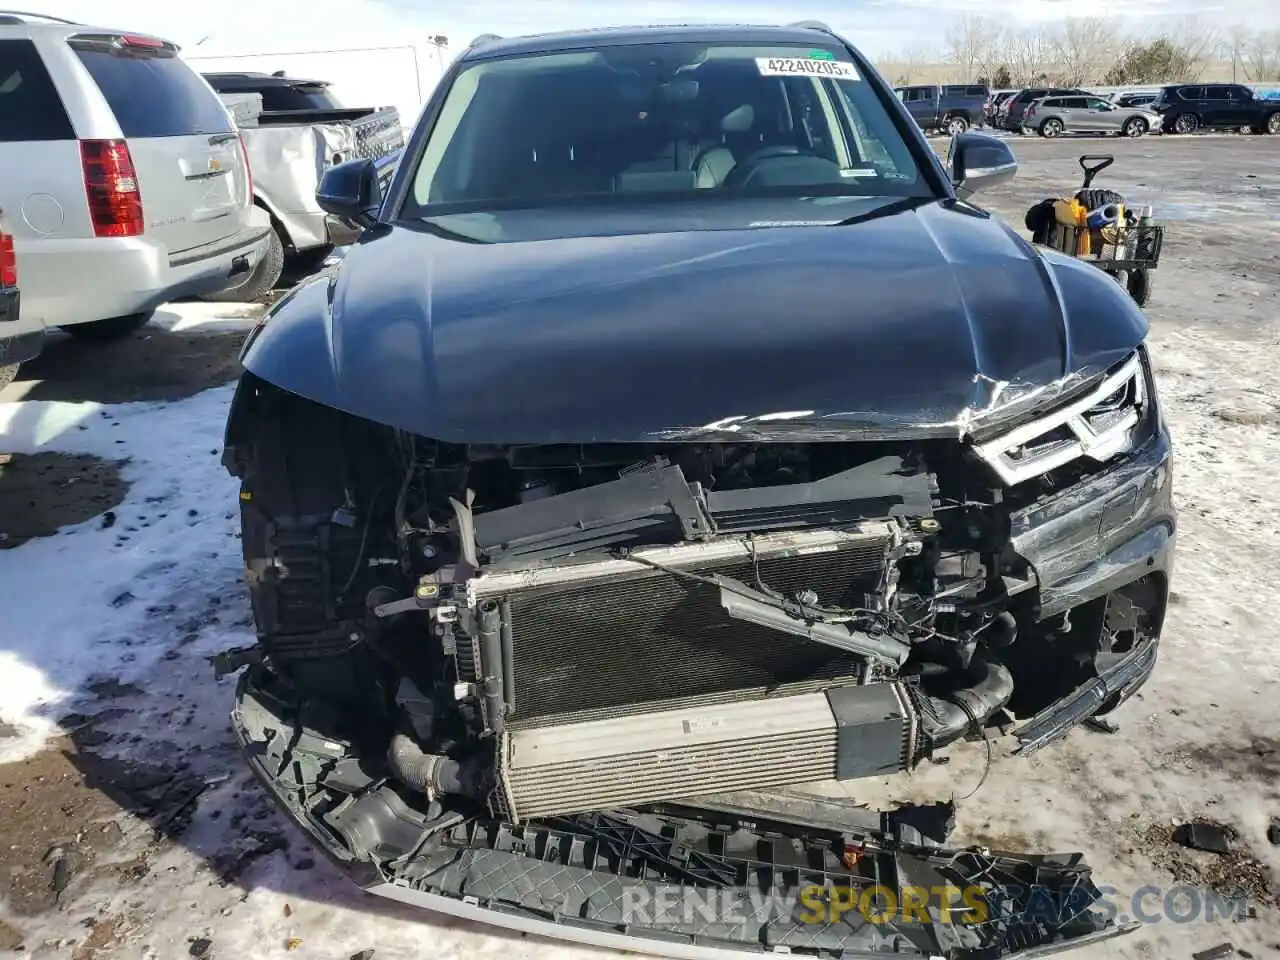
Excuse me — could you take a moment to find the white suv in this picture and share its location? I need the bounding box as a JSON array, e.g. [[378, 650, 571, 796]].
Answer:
[[0, 13, 270, 345]]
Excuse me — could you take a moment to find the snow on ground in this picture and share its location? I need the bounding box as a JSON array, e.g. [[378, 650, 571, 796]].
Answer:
[[147, 304, 264, 335], [0, 138, 1278, 958], [0, 384, 239, 763]]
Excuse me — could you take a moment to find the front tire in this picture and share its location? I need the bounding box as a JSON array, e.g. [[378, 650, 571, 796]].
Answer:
[[62, 311, 153, 342], [201, 226, 285, 303], [1260, 111, 1280, 135], [1039, 118, 1064, 138], [1127, 269, 1154, 307], [1172, 113, 1199, 135], [1122, 117, 1148, 138]]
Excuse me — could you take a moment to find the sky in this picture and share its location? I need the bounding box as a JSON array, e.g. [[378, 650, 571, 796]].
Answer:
[[22, 0, 1273, 63]]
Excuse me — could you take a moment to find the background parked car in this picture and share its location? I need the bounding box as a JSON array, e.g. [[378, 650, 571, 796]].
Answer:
[[985, 89, 1016, 124], [894, 83, 987, 134], [1000, 86, 1091, 132], [0, 13, 270, 341], [1150, 82, 1280, 134], [1112, 91, 1157, 109], [1024, 94, 1161, 138], [201, 70, 404, 300], [0, 211, 40, 388]]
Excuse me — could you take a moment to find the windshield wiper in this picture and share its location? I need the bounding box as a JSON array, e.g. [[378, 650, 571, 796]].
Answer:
[[831, 195, 934, 227], [408, 218, 494, 244]]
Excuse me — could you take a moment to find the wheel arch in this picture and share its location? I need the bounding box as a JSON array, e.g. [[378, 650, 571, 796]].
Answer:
[[252, 191, 293, 249], [226, 276, 345, 475]]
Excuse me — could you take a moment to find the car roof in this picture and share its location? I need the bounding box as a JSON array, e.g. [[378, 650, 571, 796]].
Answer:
[[458, 23, 846, 61], [0, 13, 173, 45]]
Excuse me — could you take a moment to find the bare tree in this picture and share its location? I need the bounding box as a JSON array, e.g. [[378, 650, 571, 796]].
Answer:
[[944, 14, 1002, 83], [1002, 27, 1048, 86], [1165, 17, 1220, 80], [1221, 24, 1251, 82], [1244, 29, 1280, 82], [880, 43, 936, 85], [1046, 17, 1117, 86]]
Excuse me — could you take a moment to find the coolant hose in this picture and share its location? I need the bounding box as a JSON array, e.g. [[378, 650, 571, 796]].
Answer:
[[387, 731, 487, 799], [920, 657, 1015, 749]]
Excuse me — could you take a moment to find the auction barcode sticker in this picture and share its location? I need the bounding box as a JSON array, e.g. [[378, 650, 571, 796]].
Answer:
[[756, 56, 859, 79]]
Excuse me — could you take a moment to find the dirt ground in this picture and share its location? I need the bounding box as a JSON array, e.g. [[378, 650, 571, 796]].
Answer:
[[0, 134, 1277, 958]]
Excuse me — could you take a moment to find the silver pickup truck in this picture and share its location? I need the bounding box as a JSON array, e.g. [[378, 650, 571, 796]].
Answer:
[[206, 71, 404, 301]]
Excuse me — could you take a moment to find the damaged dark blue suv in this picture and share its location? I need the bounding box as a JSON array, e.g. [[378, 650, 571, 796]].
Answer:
[[222, 21, 1174, 959]]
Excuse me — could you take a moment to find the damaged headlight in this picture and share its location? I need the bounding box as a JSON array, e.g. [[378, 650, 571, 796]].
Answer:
[[973, 351, 1152, 486]]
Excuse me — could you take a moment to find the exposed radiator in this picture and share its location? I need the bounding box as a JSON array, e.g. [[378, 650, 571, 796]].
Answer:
[[475, 529, 893, 727], [497, 683, 919, 821]]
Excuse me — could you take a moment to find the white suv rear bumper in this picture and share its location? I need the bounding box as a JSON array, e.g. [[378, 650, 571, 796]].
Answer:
[[15, 206, 272, 329]]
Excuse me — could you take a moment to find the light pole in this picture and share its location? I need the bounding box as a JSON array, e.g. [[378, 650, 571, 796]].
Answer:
[[429, 34, 449, 71]]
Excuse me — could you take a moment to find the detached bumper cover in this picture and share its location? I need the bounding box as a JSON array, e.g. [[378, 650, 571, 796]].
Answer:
[[233, 670, 1137, 960]]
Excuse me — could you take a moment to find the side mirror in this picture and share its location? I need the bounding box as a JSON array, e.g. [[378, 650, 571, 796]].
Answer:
[[317, 158, 381, 229], [947, 131, 1017, 198]]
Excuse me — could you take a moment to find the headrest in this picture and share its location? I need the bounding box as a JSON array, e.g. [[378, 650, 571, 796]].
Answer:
[[721, 104, 755, 133]]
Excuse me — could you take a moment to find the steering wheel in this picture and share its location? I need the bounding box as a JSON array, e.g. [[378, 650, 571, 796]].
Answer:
[[724, 145, 803, 187]]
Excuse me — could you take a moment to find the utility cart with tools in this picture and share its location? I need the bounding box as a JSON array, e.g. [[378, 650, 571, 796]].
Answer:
[[1025, 154, 1164, 307]]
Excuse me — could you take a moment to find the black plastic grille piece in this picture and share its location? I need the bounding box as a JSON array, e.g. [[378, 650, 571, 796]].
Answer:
[[504, 538, 889, 724]]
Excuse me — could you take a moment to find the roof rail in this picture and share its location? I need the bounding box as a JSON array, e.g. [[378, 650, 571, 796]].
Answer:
[[0, 9, 80, 24], [467, 33, 502, 48], [786, 20, 833, 32]]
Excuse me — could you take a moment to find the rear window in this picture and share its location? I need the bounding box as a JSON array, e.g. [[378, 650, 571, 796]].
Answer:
[[261, 83, 343, 111], [72, 43, 233, 138], [0, 38, 75, 141]]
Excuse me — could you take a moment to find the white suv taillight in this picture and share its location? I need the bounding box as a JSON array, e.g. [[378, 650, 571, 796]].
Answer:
[[80, 139, 144, 238], [0, 230, 16, 288]]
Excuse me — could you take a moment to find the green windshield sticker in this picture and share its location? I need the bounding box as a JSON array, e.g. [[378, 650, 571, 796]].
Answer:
[[809, 50, 835, 60]]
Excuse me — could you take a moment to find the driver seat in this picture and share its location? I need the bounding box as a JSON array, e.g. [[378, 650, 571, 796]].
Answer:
[[691, 104, 754, 188]]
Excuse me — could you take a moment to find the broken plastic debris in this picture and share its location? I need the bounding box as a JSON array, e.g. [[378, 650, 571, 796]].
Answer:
[[1192, 944, 1234, 960], [285, 938, 303, 951], [1173, 821, 1234, 854]]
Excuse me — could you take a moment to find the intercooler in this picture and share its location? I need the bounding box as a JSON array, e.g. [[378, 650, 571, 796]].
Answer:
[[496, 683, 920, 819], [455, 527, 922, 820]]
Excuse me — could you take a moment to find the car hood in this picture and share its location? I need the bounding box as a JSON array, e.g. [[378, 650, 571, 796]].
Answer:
[[244, 200, 1148, 443]]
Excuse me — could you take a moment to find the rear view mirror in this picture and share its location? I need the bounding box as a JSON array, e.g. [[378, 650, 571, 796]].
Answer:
[[317, 158, 382, 229], [658, 80, 699, 102], [947, 131, 1017, 198]]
